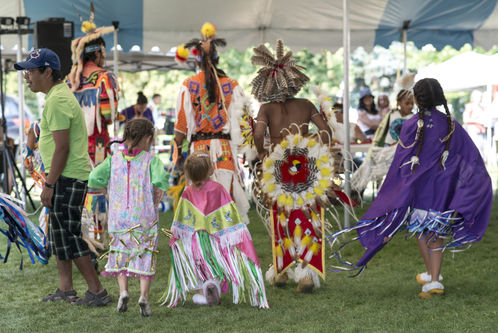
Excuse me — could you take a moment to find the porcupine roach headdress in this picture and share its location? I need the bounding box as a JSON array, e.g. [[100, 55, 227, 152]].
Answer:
[[175, 22, 227, 104], [250, 40, 309, 103], [68, 2, 114, 91]]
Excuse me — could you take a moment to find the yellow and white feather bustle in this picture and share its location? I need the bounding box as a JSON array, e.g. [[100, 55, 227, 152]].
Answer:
[[230, 95, 258, 163], [252, 126, 355, 286]]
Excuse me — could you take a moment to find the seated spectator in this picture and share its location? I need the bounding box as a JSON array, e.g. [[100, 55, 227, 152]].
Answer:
[[357, 88, 382, 139], [378, 94, 390, 118], [332, 102, 367, 144], [352, 89, 414, 193]]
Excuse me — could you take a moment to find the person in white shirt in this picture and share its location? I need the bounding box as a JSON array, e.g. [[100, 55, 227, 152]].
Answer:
[[148, 93, 162, 129]]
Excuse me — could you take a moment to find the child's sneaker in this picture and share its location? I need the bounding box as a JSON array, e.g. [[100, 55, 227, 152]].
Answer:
[[117, 291, 129, 312], [138, 296, 152, 317], [192, 293, 208, 305], [416, 272, 443, 285], [203, 279, 220, 306], [418, 281, 444, 299]]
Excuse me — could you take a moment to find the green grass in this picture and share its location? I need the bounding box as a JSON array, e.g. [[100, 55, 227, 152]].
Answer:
[[1, 200, 497, 333]]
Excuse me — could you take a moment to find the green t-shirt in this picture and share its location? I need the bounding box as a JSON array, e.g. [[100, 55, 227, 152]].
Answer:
[[39, 83, 91, 181], [88, 152, 169, 191]]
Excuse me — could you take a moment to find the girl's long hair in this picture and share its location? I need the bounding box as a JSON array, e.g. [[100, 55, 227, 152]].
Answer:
[[108, 118, 154, 154]]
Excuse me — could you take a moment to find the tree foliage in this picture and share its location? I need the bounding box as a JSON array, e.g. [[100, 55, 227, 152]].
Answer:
[[4, 42, 497, 119]]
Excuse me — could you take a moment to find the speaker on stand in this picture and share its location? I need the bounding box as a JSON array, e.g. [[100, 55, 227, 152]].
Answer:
[[34, 18, 74, 77]]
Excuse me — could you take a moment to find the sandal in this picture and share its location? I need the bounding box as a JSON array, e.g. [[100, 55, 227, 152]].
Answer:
[[73, 289, 112, 306], [41, 288, 78, 302]]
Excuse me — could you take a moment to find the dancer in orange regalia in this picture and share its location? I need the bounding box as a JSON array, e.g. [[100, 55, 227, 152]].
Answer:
[[173, 23, 250, 219]]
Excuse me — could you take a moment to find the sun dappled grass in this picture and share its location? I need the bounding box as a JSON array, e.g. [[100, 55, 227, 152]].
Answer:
[[1, 200, 497, 332]]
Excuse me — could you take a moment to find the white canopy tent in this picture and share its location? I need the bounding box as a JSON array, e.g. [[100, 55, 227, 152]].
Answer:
[[416, 52, 498, 92]]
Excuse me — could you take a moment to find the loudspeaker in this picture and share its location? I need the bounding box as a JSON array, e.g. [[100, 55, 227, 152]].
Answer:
[[34, 18, 74, 77]]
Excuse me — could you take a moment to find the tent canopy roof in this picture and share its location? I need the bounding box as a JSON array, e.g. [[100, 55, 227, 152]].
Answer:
[[2, 0, 498, 55]]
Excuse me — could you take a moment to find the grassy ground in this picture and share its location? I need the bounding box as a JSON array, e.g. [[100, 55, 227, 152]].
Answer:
[[1, 199, 497, 333]]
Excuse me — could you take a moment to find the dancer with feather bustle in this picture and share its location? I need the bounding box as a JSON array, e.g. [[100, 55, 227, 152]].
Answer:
[[252, 40, 347, 292]]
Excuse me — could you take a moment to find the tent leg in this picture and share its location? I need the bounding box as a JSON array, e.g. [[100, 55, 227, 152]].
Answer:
[[16, 0, 26, 208], [343, 0, 351, 228], [112, 21, 119, 138]]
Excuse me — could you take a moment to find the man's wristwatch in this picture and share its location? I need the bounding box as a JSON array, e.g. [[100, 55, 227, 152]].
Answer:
[[44, 182, 56, 189]]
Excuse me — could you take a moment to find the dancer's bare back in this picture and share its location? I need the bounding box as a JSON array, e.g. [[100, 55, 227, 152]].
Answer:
[[254, 98, 332, 159]]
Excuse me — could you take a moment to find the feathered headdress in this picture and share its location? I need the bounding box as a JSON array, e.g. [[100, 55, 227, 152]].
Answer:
[[397, 72, 416, 90], [175, 22, 226, 67], [68, 2, 114, 91], [250, 40, 309, 103]]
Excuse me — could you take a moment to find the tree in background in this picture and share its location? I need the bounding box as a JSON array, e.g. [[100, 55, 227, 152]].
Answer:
[[5, 42, 497, 121]]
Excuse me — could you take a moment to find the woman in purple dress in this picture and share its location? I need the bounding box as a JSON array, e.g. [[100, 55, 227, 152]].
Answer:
[[121, 92, 155, 124], [329, 78, 492, 298]]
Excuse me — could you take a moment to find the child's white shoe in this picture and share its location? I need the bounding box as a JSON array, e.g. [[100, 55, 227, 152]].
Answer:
[[117, 291, 129, 312], [202, 279, 220, 306], [192, 293, 208, 305], [416, 272, 443, 285], [138, 296, 152, 317], [418, 281, 444, 299]]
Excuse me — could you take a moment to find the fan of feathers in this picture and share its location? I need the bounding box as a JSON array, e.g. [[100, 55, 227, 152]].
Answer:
[[251, 40, 309, 103]]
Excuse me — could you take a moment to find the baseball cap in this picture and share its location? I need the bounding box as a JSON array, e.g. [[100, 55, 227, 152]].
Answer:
[[359, 88, 374, 100], [14, 48, 61, 71]]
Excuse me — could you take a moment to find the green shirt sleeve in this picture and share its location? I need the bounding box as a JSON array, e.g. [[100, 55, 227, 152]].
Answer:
[[88, 156, 112, 188], [150, 156, 169, 191]]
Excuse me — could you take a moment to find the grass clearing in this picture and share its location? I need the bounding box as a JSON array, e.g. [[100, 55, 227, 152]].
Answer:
[[1, 199, 497, 332]]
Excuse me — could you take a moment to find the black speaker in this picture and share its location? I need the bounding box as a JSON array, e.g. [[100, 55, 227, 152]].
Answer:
[[34, 18, 74, 77]]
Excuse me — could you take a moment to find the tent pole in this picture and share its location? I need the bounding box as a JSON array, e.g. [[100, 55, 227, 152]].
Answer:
[[112, 21, 119, 78], [16, 0, 26, 207], [343, 0, 351, 228], [402, 20, 411, 75], [402, 29, 407, 75], [112, 21, 119, 137]]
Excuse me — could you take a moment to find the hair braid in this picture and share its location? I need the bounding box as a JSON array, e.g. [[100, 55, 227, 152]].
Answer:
[[412, 107, 425, 173], [440, 97, 453, 168], [412, 78, 453, 171], [188, 41, 226, 105]]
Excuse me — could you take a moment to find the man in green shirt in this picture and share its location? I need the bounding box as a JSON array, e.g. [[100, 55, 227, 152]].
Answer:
[[15, 48, 110, 306]]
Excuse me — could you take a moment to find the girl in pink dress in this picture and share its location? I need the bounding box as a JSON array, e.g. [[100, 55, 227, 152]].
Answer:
[[89, 119, 169, 316], [160, 151, 268, 308]]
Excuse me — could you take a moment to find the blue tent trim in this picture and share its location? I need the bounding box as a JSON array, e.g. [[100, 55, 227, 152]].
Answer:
[[375, 0, 498, 49]]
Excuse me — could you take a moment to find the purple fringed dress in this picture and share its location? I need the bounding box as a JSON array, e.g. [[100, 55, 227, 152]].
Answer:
[[329, 108, 492, 271]]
